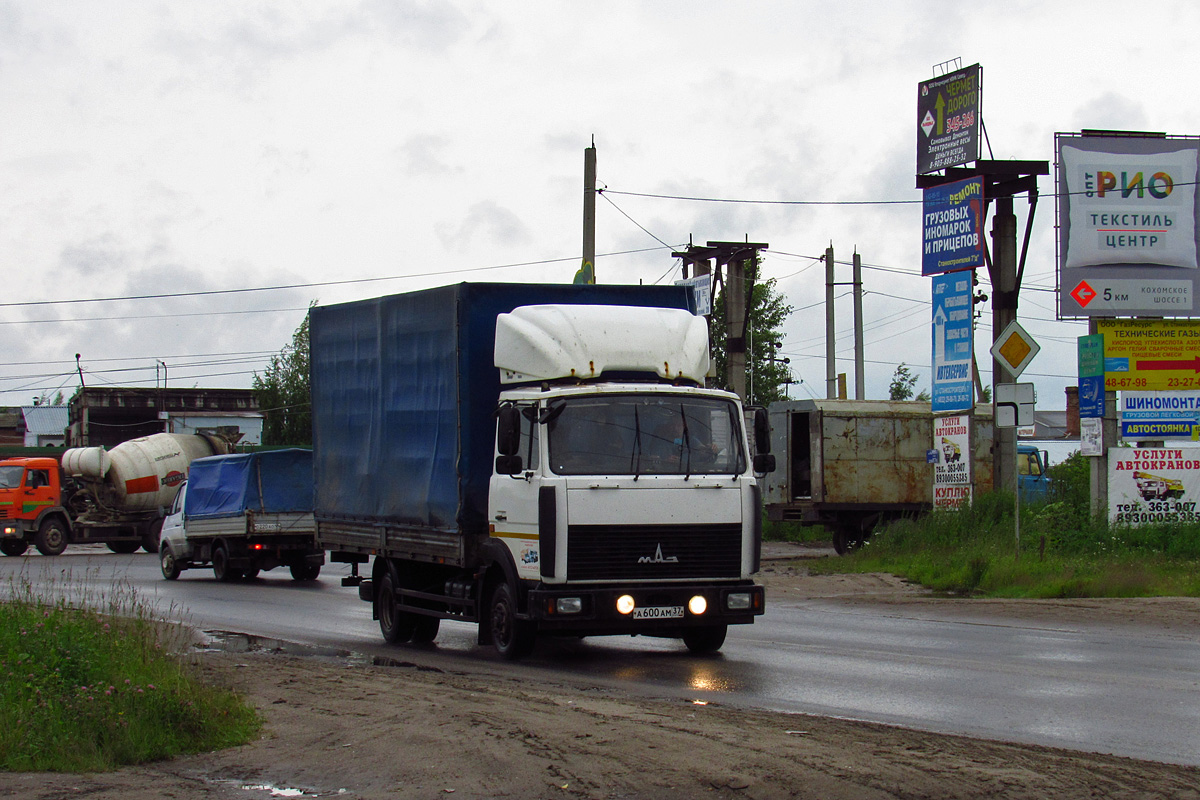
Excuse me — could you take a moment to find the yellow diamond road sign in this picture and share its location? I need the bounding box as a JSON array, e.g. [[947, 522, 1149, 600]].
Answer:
[[990, 319, 1040, 379]]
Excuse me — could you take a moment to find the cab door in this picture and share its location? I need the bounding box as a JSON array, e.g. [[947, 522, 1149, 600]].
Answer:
[[160, 482, 192, 559], [488, 403, 545, 581], [21, 466, 56, 521]]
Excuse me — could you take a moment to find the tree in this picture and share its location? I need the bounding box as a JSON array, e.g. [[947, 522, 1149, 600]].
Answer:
[[709, 272, 795, 407], [888, 363, 930, 402], [253, 305, 314, 445]]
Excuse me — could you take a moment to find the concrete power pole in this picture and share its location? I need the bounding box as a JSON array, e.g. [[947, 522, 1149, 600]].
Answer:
[[853, 251, 865, 400], [990, 197, 1019, 494], [825, 245, 837, 399], [577, 140, 597, 285]]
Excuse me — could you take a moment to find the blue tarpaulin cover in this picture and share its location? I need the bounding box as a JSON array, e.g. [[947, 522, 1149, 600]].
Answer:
[[184, 449, 313, 520], [309, 283, 693, 536]]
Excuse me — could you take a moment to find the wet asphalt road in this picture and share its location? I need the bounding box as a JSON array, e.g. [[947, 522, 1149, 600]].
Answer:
[[4, 545, 1200, 767]]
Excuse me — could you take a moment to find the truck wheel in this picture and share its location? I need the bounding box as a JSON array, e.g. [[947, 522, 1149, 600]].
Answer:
[[1, 540, 29, 557], [289, 563, 321, 581], [35, 519, 68, 556], [412, 616, 441, 644], [212, 543, 242, 582], [682, 624, 728, 654], [141, 519, 162, 554], [160, 545, 182, 580], [489, 582, 535, 660], [107, 541, 140, 554], [832, 528, 864, 556], [244, 566, 261, 580], [376, 570, 416, 644]]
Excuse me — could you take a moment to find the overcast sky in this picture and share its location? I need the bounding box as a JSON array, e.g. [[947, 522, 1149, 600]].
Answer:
[[2, 1, 1196, 410]]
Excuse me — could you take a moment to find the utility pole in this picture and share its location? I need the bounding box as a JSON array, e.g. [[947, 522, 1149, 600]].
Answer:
[[852, 251, 865, 400], [990, 195, 1019, 493], [576, 138, 597, 285], [676, 240, 769, 404], [825, 244, 836, 398]]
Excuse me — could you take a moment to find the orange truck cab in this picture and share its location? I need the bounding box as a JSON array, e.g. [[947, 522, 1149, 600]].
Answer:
[[0, 457, 72, 557]]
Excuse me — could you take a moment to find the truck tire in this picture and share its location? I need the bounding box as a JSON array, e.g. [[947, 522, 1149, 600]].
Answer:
[[107, 541, 141, 554], [212, 543, 242, 582], [289, 563, 321, 581], [412, 616, 441, 644], [376, 570, 416, 644], [682, 624, 727, 654], [160, 544, 182, 580], [1, 540, 29, 557], [489, 582, 535, 661], [35, 518, 68, 556], [141, 519, 162, 554]]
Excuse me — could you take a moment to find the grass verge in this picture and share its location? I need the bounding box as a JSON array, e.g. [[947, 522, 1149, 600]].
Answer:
[[1, 571, 261, 772], [808, 488, 1200, 598]]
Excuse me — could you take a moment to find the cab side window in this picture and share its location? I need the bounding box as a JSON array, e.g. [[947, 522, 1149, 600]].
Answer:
[[27, 469, 50, 489]]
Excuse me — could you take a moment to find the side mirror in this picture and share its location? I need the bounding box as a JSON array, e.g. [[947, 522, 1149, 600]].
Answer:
[[753, 453, 776, 474], [496, 403, 521, 456], [752, 407, 771, 455], [495, 455, 524, 475]]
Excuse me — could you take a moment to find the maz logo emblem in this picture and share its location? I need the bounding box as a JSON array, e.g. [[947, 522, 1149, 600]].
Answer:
[[638, 544, 679, 564]]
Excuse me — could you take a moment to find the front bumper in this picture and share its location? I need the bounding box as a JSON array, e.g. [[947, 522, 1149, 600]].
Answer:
[[528, 581, 764, 636]]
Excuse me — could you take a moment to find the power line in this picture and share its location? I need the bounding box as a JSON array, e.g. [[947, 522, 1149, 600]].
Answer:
[[0, 247, 668, 310], [0, 306, 312, 327], [599, 188, 920, 206]]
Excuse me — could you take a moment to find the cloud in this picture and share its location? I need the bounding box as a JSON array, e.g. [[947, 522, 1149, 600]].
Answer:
[[397, 134, 461, 177], [435, 200, 532, 251]]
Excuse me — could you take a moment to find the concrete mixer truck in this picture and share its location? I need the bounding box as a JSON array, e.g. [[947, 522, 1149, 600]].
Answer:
[[0, 432, 230, 557]]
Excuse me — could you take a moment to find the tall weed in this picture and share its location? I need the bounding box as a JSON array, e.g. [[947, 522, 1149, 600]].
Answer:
[[0, 571, 260, 772]]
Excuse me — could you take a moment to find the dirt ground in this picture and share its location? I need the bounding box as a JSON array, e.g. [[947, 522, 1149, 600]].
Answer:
[[6, 544, 1200, 800]]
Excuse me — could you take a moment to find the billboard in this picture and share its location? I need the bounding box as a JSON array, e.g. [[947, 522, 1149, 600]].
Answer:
[[917, 64, 981, 175], [930, 272, 974, 413], [1099, 318, 1200, 391], [1078, 334, 1105, 419], [1120, 391, 1200, 439], [922, 176, 985, 275], [1109, 447, 1200, 525], [933, 414, 972, 510], [1056, 133, 1200, 317]]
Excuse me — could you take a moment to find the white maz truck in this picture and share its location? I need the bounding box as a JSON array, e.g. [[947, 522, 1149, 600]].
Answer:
[[312, 283, 771, 660]]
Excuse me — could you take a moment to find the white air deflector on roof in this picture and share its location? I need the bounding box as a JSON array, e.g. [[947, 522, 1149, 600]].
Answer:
[[494, 304, 710, 384]]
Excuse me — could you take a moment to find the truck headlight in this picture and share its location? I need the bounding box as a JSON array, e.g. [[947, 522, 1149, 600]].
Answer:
[[555, 597, 583, 615], [688, 595, 707, 615], [2, 526, 16, 537], [616, 594, 636, 615], [725, 592, 752, 611]]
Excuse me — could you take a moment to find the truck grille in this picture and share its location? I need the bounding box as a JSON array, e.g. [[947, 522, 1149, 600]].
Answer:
[[566, 523, 742, 581]]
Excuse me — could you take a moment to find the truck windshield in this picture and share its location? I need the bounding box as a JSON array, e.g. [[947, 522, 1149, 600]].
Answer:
[[547, 395, 745, 476], [0, 466, 24, 489]]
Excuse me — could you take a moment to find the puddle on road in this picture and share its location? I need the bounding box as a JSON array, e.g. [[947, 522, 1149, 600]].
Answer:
[[202, 776, 349, 797], [197, 630, 445, 673]]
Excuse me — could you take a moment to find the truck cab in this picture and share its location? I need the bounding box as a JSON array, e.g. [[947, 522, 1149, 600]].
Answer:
[[0, 457, 70, 556], [1017, 445, 1051, 502], [477, 305, 766, 656]]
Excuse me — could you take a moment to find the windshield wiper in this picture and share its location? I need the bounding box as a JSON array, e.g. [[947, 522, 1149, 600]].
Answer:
[[631, 405, 643, 481], [678, 403, 692, 480]]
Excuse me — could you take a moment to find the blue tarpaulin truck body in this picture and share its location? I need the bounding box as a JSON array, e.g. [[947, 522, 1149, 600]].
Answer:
[[310, 282, 693, 563], [184, 449, 313, 520]]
